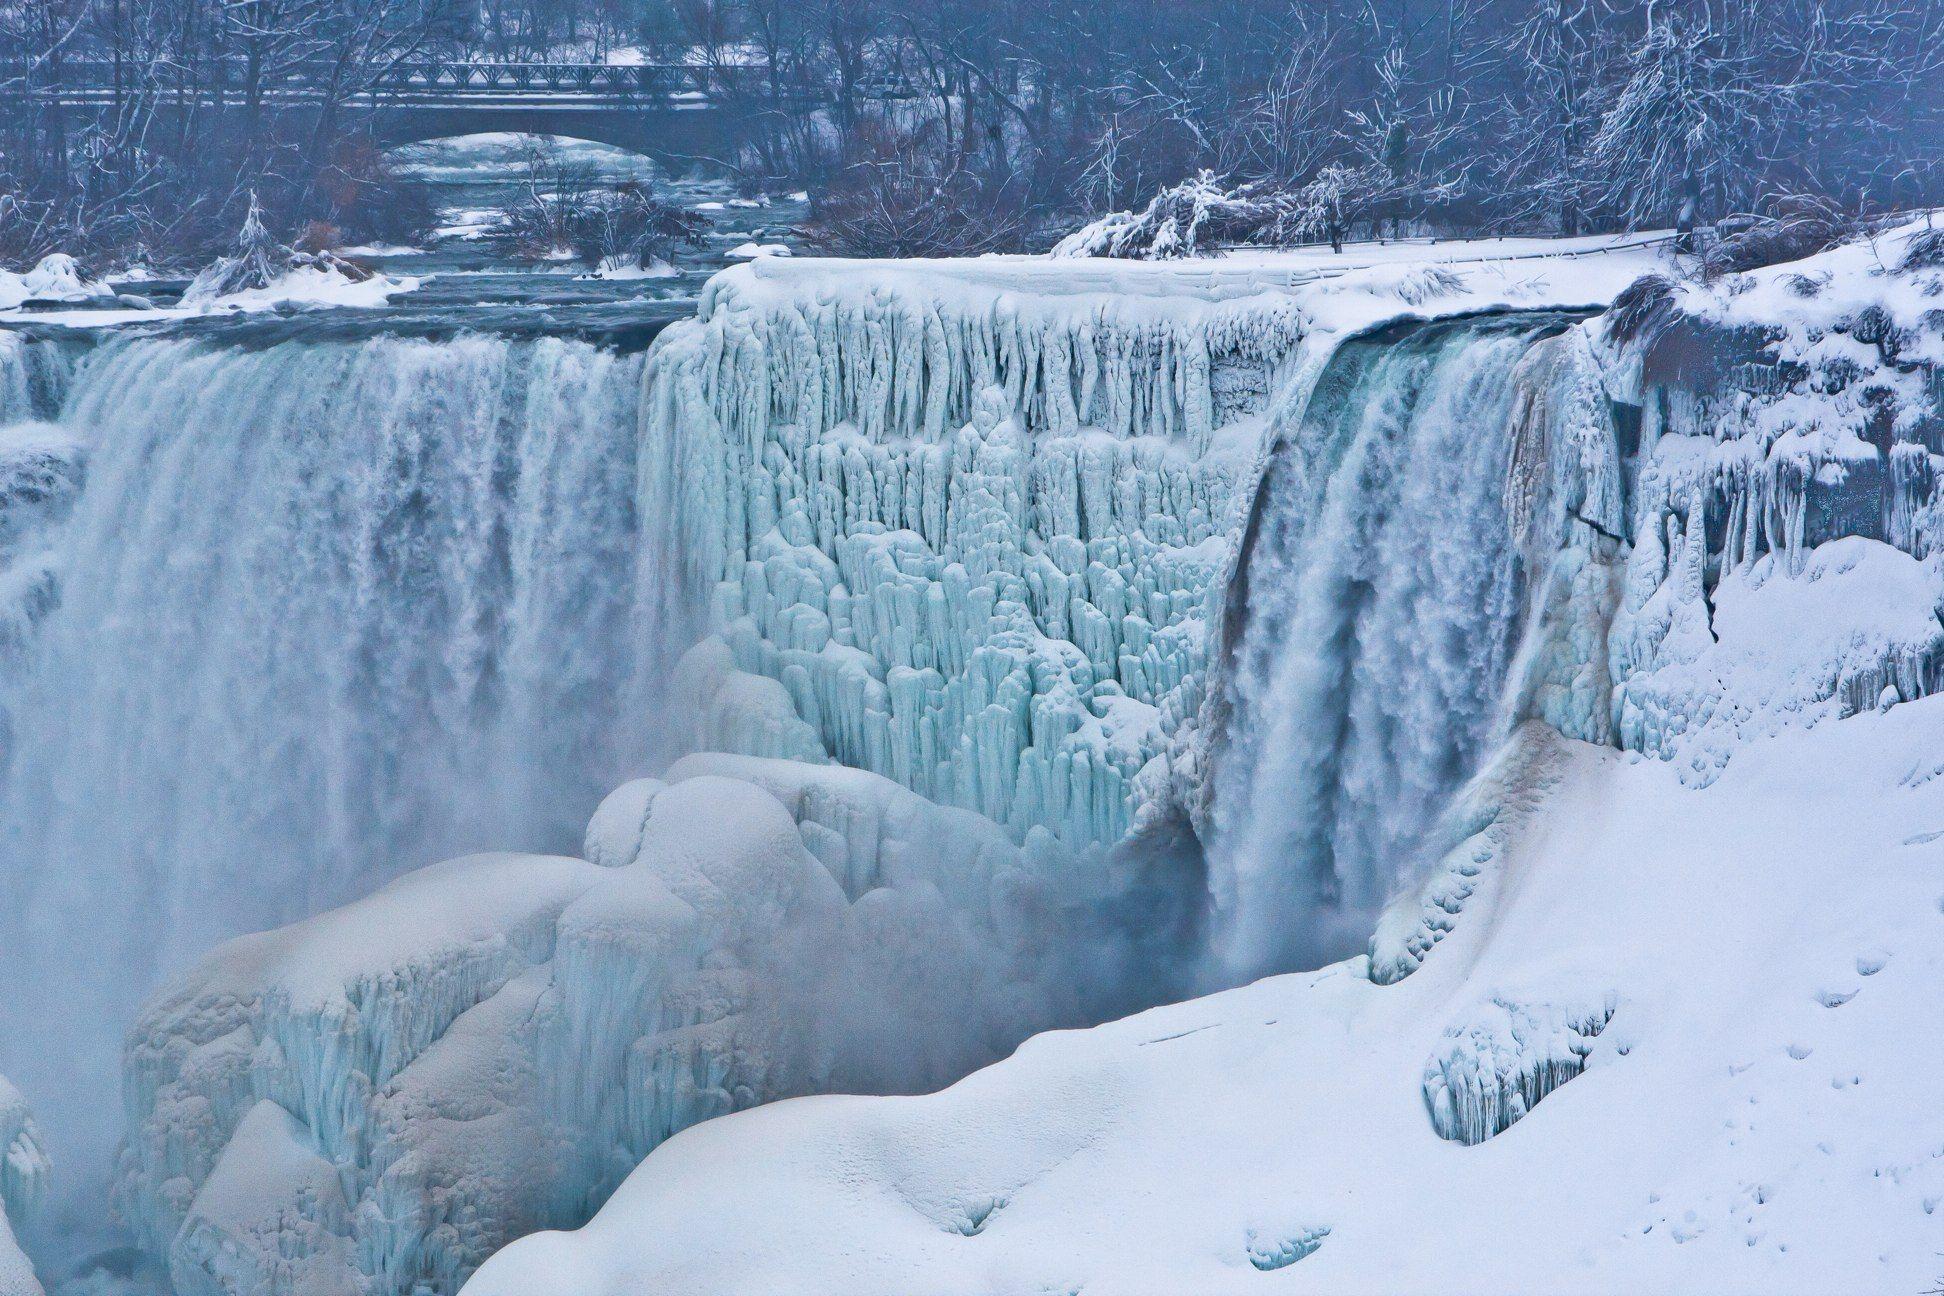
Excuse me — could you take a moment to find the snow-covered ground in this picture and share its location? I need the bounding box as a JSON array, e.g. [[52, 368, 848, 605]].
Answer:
[[467, 700, 1944, 1296]]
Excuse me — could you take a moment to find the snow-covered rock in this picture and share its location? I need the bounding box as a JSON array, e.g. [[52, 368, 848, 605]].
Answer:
[[115, 758, 1124, 1296], [182, 198, 414, 310]]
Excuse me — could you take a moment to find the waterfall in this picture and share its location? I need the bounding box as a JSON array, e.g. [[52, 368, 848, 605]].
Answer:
[[0, 331, 692, 1209], [1207, 313, 1579, 981]]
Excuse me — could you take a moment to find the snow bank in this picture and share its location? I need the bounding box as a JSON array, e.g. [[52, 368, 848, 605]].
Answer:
[[466, 697, 1944, 1296], [116, 758, 1120, 1296]]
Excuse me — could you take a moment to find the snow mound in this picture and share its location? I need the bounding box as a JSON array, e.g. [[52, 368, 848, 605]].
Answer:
[[117, 758, 1122, 1296], [0, 254, 114, 310], [466, 700, 1944, 1296]]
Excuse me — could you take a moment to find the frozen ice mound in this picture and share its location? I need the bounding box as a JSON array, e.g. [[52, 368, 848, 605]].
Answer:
[[0, 1079, 46, 1296], [116, 758, 1110, 1296]]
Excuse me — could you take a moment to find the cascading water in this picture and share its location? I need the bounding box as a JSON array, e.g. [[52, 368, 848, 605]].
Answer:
[[1208, 313, 1580, 981], [0, 329, 696, 1227]]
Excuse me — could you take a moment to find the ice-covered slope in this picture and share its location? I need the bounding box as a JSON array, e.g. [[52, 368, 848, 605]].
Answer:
[[466, 704, 1944, 1296], [464, 227, 1944, 1295], [115, 757, 1129, 1296]]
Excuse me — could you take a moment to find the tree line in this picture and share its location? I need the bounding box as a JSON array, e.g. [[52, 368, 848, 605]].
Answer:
[[0, 0, 1938, 264]]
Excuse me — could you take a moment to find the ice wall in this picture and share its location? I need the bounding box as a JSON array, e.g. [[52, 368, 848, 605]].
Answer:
[[640, 263, 1309, 848], [116, 757, 1119, 1296]]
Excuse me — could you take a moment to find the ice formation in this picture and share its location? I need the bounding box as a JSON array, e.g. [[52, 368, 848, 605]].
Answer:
[[1421, 993, 1618, 1145], [0, 1080, 47, 1296], [115, 756, 1129, 1296], [643, 257, 1314, 849]]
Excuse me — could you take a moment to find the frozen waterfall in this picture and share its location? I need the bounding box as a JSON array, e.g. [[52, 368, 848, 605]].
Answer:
[[0, 331, 693, 1204], [1207, 313, 1581, 980]]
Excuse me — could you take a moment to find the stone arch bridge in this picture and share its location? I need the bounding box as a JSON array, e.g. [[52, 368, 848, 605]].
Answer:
[[3, 58, 848, 159]]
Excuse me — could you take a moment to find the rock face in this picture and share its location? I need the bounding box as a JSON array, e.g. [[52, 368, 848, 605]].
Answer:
[[115, 758, 1122, 1296]]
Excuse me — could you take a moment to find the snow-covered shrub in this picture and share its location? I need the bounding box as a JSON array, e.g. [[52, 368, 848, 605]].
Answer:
[[1053, 165, 1398, 259], [504, 180, 708, 270], [182, 197, 375, 305], [1051, 171, 1275, 259]]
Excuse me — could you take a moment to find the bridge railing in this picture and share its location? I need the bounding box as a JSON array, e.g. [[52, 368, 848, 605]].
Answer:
[[0, 57, 792, 101]]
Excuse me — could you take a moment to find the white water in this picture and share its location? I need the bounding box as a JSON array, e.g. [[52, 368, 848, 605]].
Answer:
[[1208, 315, 1572, 980], [0, 332, 694, 1227]]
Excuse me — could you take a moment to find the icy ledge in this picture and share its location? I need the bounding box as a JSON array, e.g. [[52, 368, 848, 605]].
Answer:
[[467, 699, 1944, 1296], [115, 757, 1115, 1296]]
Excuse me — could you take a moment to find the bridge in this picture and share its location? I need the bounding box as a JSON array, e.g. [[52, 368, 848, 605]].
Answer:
[[0, 57, 853, 156]]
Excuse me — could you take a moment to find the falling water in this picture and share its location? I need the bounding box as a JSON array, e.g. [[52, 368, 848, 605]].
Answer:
[[1208, 313, 1579, 981], [0, 329, 695, 1220]]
